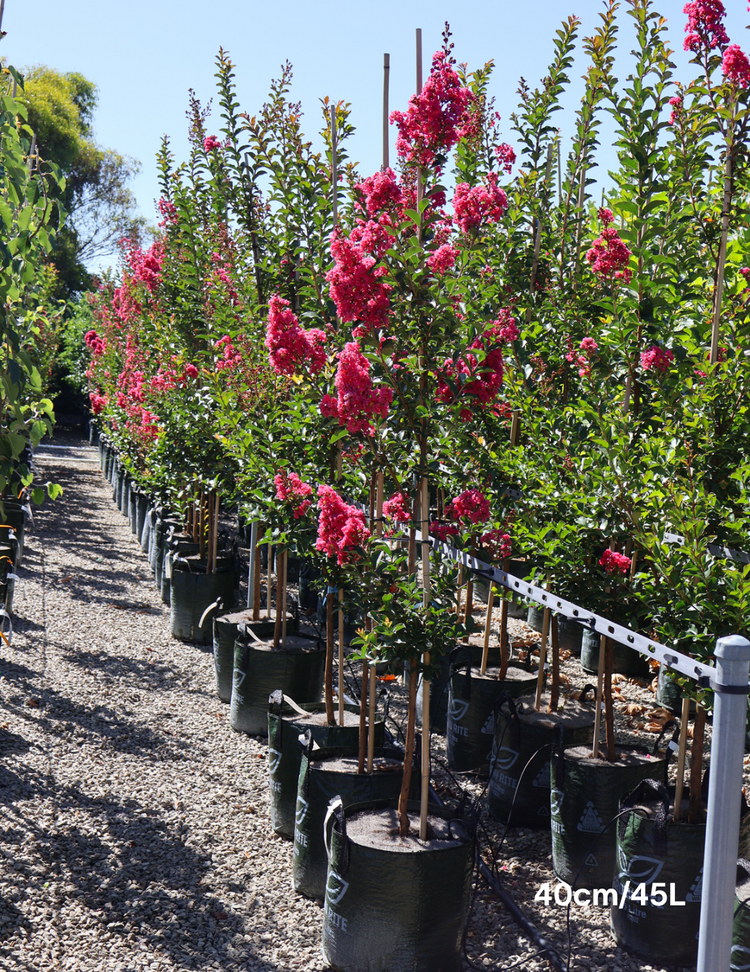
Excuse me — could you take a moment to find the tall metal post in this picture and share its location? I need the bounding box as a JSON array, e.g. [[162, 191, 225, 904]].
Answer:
[[697, 634, 750, 972]]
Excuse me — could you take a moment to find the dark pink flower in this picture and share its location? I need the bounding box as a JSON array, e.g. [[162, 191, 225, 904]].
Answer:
[[326, 229, 391, 336], [453, 174, 507, 234], [481, 528, 512, 561], [683, 0, 729, 52], [586, 228, 632, 283], [494, 143, 516, 174], [356, 168, 403, 217], [204, 135, 221, 152], [322, 342, 393, 435], [599, 549, 632, 576], [316, 485, 371, 566], [427, 244, 458, 274], [447, 489, 491, 525], [722, 44, 750, 87], [265, 295, 326, 376], [669, 95, 684, 126], [640, 345, 674, 373], [390, 50, 474, 169], [597, 207, 615, 227], [382, 492, 411, 523]]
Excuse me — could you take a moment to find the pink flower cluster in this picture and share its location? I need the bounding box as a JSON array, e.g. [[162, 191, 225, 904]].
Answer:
[[430, 522, 460, 544], [327, 229, 391, 336], [204, 135, 222, 152], [494, 143, 516, 174], [480, 528, 512, 561], [316, 485, 371, 566], [150, 368, 179, 394], [683, 0, 729, 53], [265, 295, 326, 376], [599, 549, 632, 576], [722, 45, 750, 87], [490, 308, 519, 343], [210, 253, 239, 305], [586, 228, 633, 283], [382, 492, 411, 523], [598, 207, 615, 227], [274, 469, 313, 519], [437, 325, 505, 420], [85, 330, 105, 356], [390, 50, 474, 168], [566, 336, 599, 377], [453, 174, 508, 234], [427, 244, 458, 274], [669, 95, 684, 126], [640, 345, 674, 373], [183, 363, 199, 381], [446, 489, 491, 525], [320, 342, 393, 435], [157, 197, 177, 226], [138, 409, 160, 443], [215, 335, 242, 371], [356, 168, 403, 216], [123, 239, 164, 294], [90, 392, 107, 415]]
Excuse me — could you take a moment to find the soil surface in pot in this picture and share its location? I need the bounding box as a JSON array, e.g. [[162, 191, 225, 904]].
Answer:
[[564, 744, 660, 768], [346, 807, 465, 853], [312, 755, 402, 774], [511, 696, 594, 730], [243, 634, 321, 654], [290, 709, 361, 728]]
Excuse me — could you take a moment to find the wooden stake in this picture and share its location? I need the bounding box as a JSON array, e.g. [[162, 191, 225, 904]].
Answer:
[[359, 661, 368, 774], [325, 589, 335, 724], [366, 471, 385, 771], [591, 635, 607, 758], [548, 614, 560, 714], [711, 148, 733, 366], [534, 606, 551, 710], [338, 587, 345, 724], [463, 551, 474, 626], [673, 696, 691, 821], [383, 54, 390, 170], [603, 635, 615, 761], [331, 104, 338, 228], [281, 550, 288, 648], [273, 548, 284, 649], [420, 474, 430, 840], [252, 527, 262, 621], [480, 584, 494, 676], [211, 492, 219, 574], [688, 705, 707, 823], [398, 660, 418, 836], [266, 542, 273, 620], [200, 492, 208, 563], [498, 580, 510, 681]]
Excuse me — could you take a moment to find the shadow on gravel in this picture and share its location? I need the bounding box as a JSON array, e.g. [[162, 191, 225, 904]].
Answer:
[[0, 776, 282, 971]]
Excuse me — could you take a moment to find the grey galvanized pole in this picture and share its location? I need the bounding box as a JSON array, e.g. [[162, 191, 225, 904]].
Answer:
[[247, 521, 258, 610], [696, 634, 750, 972]]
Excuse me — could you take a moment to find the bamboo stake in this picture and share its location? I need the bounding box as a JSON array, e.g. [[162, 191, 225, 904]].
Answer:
[[358, 656, 368, 774], [212, 492, 219, 574], [603, 635, 615, 760], [591, 635, 608, 758], [281, 550, 289, 648], [266, 541, 273, 620], [673, 696, 691, 821], [252, 527, 262, 621], [420, 474, 430, 840], [325, 588, 335, 724], [688, 705, 707, 823], [534, 604, 551, 710], [367, 472, 385, 773], [383, 54, 390, 170], [200, 492, 207, 562], [527, 142, 554, 321], [548, 614, 560, 714], [398, 660, 418, 836], [416, 29, 423, 212], [338, 587, 345, 724], [498, 563, 510, 681], [331, 104, 338, 228], [711, 148, 733, 366], [273, 548, 284, 649], [480, 584, 494, 676], [463, 550, 474, 626], [247, 521, 258, 611]]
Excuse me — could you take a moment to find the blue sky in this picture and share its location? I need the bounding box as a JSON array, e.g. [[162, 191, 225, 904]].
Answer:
[[4, 0, 749, 268]]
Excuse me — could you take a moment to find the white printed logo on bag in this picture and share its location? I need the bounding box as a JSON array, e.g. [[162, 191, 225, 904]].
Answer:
[[686, 868, 702, 903], [295, 795, 308, 827], [617, 851, 664, 886], [532, 760, 551, 789], [730, 945, 750, 971], [326, 870, 349, 906], [576, 801, 604, 833], [448, 699, 469, 724], [481, 712, 494, 735], [267, 748, 281, 775], [550, 788, 564, 817], [492, 746, 519, 771]]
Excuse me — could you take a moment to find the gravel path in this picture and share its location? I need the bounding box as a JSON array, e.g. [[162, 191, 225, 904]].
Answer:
[[0, 432, 713, 971]]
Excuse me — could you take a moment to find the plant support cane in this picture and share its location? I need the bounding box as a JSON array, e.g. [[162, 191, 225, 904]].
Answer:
[[420, 474, 430, 839], [367, 472, 384, 772]]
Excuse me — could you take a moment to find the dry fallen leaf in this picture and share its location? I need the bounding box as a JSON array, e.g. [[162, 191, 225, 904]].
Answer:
[[648, 678, 658, 694], [623, 703, 646, 716], [612, 674, 628, 685], [644, 722, 664, 733], [648, 659, 660, 671], [628, 677, 648, 688]]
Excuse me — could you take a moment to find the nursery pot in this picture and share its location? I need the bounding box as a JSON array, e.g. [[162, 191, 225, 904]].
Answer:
[[128, 486, 138, 533], [212, 610, 290, 702], [611, 779, 705, 967], [732, 859, 750, 969], [446, 654, 537, 776], [580, 626, 649, 678], [267, 692, 386, 839], [488, 694, 595, 829], [229, 630, 325, 737], [140, 506, 154, 555], [0, 502, 25, 567], [526, 604, 545, 632], [170, 555, 235, 644], [321, 798, 474, 972], [293, 740, 410, 900], [135, 493, 149, 543], [556, 616, 584, 656], [550, 744, 667, 891], [417, 643, 505, 734]]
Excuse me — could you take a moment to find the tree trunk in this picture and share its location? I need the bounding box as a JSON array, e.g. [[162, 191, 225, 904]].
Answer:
[[604, 636, 616, 762], [548, 614, 560, 714]]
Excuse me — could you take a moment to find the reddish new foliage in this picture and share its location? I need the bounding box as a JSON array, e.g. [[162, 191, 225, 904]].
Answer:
[[316, 485, 371, 565]]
